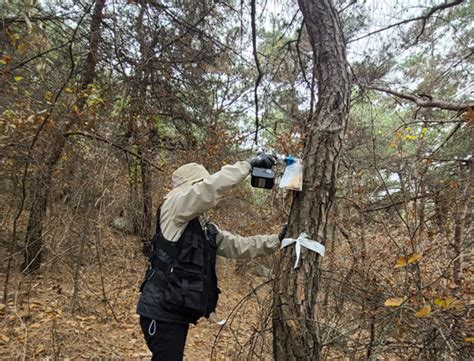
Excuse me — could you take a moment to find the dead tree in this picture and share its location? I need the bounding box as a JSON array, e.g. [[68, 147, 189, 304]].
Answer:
[[272, 0, 350, 359]]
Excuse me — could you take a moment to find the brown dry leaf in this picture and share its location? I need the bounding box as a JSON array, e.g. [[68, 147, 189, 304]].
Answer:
[[0, 54, 12, 65], [17, 43, 29, 56], [415, 304, 431, 318], [384, 297, 406, 307], [0, 303, 5, 312], [1, 335, 10, 343], [461, 107, 474, 125]]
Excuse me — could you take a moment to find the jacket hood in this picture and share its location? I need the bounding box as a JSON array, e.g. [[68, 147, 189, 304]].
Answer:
[[164, 163, 210, 199]]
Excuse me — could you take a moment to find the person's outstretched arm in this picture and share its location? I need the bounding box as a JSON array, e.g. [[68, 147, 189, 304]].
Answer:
[[161, 161, 251, 241], [215, 226, 279, 259]]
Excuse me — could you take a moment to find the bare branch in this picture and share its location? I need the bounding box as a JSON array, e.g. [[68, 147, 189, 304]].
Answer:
[[370, 86, 473, 112], [64, 131, 163, 172], [349, 0, 465, 44]]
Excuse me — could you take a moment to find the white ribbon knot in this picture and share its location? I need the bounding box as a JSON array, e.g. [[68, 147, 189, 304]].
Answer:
[[281, 232, 325, 268]]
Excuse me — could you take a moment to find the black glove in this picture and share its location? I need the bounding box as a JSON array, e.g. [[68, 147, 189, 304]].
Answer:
[[248, 153, 277, 169], [278, 224, 288, 242]]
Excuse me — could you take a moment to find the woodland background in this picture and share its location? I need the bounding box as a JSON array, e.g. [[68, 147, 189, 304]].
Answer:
[[0, 0, 472, 359]]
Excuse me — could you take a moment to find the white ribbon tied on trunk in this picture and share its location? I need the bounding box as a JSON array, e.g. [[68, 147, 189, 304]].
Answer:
[[281, 232, 325, 268]]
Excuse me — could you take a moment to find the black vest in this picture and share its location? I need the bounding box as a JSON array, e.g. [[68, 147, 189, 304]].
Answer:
[[137, 210, 219, 324]]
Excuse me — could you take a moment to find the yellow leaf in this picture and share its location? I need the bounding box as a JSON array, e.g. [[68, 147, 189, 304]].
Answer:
[[434, 296, 456, 309], [415, 304, 431, 317], [407, 253, 422, 264], [45, 91, 53, 101], [384, 297, 406, 307], [464, 337, 474, 343], [17, 43, 29, 56], [395, 256, 408, 268], [14, 76, 23, 82], [395, 253, 422, 268], [64, 87, 74, 94]]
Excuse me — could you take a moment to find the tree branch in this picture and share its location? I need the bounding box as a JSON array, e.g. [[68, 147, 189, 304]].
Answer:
[[64, 131, 163, 172], [251, 0, 263, 145], [348, 0, 464, 44], [370, 86, 473, 112]]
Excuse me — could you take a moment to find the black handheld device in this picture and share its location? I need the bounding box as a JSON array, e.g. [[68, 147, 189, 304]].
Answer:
[[251, 167, 276, 189]]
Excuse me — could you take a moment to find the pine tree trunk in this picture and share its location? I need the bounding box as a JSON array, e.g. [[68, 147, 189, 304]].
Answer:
[[22, 0, 106, 274], [272, 0, 350, 359]]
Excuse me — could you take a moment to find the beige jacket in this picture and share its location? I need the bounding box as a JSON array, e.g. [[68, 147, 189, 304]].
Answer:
[[160, 161, 279, 258]]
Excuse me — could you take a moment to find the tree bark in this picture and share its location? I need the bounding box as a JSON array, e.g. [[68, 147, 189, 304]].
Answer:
[[272, 0, 350, 359], [23, 0, 106, 274]]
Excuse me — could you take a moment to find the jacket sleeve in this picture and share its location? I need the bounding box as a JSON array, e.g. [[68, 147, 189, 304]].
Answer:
[[160, 161, 251, 242], [215, 228, 279, 259]]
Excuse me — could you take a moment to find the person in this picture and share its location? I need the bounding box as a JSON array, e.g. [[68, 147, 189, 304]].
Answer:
[[137, 155, 282, 360]]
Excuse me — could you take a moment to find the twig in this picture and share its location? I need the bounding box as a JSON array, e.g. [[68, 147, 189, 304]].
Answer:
[[210, 279, 272, 360], [429, 121, 463, 158], [348, 0, 464, 43], [251, 0, 263, 145], [64, 131, 163, 172], [8, 41, 72, 72]]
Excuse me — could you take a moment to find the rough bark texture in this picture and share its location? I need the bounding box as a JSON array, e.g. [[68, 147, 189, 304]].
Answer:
[[23, 0, 106, 274], [273, 0, 350, 359]]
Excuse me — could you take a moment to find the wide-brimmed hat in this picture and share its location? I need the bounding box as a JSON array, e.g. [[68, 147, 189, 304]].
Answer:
[[164, 163, 210, 199]]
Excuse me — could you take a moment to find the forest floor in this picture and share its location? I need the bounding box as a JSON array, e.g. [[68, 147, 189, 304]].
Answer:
[[0, 230, 271, 360]]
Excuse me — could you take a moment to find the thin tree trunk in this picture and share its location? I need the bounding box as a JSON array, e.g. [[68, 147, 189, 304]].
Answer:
[[125, 2, 159, 245], [22, 0, 106, 274], [141, 145, 153, 238], [273, 0, 350, 359], [453, 164, 472, 288]]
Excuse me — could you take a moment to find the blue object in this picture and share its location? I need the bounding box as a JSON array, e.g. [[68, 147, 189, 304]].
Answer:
[[285, 155, 295, 165]]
